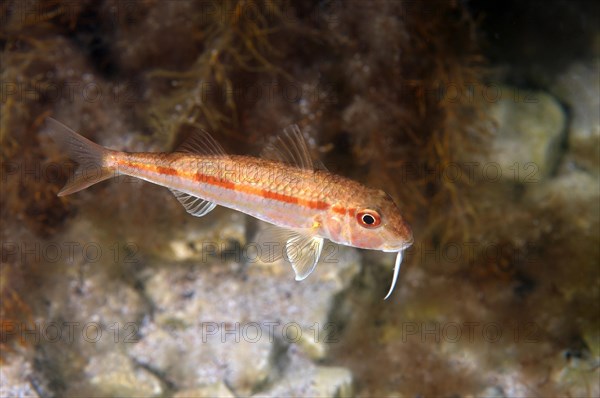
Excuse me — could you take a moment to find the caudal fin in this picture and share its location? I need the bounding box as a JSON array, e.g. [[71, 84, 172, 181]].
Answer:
[[46, 118, 118, 196]]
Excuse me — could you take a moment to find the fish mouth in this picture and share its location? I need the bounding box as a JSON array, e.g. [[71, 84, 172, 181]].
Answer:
[[382, 234, 414, 252], [403, 233, 414, 248]]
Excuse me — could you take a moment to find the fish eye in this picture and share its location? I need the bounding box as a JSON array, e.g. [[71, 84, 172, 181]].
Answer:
[[357, 209, 381, 228]]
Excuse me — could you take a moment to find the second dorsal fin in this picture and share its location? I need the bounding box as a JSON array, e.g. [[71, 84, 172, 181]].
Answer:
[[176, 126, 227, 156], [261, 124, 326, 170]]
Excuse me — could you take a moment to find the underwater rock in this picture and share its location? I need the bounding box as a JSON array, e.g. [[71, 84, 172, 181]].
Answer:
[[173, 382, 235, 398], [551, 61, 600, 174], [43, 218, 148, 322], [26, 219, 152, 395], [142, 243, 360, 346], [479, 386, 507, 398], [0, 355, 39, 397], [128, 244, 360, 394], [549, 349, 600, 398], [308, 366, 354, 398], [128, 322, 277, 395], [527, 167, 599, 232], [469, 86, 566, 182], [254, 348, 353, 398], [65, 272, 147, 328], [84, 352, 163, 397], [166, 211, 246, 262]]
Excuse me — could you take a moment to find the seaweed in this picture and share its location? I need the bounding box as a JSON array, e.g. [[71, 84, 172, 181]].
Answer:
[[0, 266, 32, 362], [140, 0, 297, 145]]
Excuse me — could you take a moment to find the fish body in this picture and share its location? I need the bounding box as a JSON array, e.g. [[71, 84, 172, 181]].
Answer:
[[46, 119, 413, 298]]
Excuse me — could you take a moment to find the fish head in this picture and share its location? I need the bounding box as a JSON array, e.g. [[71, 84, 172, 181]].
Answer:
[[325, 188, 413, 300], [326, 189, 413, 252]]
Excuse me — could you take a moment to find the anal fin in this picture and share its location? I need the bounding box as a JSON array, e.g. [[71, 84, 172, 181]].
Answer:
[[170, 189, 217, 217]]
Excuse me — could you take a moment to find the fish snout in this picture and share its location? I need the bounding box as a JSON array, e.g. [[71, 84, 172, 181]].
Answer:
[[394, 219, 414, 250], [404, 227, 414, 247]]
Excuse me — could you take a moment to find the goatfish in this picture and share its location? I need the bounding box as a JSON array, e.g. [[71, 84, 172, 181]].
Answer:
[[46, 118, 413, 299]]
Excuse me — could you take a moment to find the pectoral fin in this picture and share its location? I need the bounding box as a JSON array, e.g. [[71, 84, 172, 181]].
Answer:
[[258, 225, 324, 280], [286, 233, 324, 280]]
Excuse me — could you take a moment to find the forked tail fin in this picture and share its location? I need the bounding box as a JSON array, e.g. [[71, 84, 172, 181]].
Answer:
[[46, 118, 118, 196]]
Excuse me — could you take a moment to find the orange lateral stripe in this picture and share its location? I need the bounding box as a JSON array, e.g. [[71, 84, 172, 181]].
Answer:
[[331, 204, 346, 215], [118, 159, 330, 211], [156, 166, 178, 176], [117, 160, 180, 177], [194, 172, 236, 190]]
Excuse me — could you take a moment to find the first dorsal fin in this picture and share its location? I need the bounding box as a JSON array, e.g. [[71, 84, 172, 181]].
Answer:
[[261, 124, 326, 170], [176, 126, 227, 156]]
